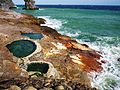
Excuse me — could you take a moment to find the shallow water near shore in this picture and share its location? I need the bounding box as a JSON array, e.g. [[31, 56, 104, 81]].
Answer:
[[14, 7, 120, 90]]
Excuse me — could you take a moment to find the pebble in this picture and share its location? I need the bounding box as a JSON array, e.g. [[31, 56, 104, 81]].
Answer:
[[40, 88, 53, 90], [24, 86, 37, 90], [55, 85, 64, 90], [7, 85, 21, 90], [44, 82, 51, 87]]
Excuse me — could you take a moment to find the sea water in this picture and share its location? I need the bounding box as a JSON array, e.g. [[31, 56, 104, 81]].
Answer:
[[14, 6, 120, 90]]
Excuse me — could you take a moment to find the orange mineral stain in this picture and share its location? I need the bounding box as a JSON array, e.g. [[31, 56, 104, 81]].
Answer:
[[70, 49, 103, 72]]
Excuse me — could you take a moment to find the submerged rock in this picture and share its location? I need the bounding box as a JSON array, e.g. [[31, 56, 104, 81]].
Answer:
[[6, 40, 37, 58], [21, 33, 44, 40]]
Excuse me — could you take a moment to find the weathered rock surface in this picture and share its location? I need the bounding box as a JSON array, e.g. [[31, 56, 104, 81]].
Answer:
[[0, 9, 103, 89]]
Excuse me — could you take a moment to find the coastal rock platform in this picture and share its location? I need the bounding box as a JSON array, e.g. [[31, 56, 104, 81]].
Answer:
[[0, 9, 103, 90]]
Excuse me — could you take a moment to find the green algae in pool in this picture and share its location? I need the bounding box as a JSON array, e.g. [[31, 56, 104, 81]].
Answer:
[[6, 40, 37, 58], [27, 63, 49, 74], [21, 33, 44, 39]]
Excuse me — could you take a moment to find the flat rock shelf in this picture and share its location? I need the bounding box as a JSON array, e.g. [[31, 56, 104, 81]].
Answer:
[[0, 9, 103, 90]]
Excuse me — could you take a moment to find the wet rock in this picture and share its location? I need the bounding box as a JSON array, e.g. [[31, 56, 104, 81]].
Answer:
[[41, 26, 61, 38], [37, 18, 46, 24]]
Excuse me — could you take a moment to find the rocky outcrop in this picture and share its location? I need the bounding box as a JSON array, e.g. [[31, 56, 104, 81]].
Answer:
[[0, 9, 103, 89], [24, 0, 39, 10], [0, 0, 15, 9]]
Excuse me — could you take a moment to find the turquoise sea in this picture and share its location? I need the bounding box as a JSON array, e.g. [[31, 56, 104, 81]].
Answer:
[[14, 7, 120, 90]]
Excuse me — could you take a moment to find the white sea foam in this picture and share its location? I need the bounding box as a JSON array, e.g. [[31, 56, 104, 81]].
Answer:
[[38, 8, 44, 10], [66, 32, 79, 37], [82, 39, 120, 90], [37, 16, 120, 89], [70, 34, 120, 90], [37, 16, 66, 30]]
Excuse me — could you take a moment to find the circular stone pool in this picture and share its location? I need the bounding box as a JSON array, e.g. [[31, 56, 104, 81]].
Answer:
[[21, 33, 44, 40], [27, 62, 49, 74], [6, 40, 37, 58]]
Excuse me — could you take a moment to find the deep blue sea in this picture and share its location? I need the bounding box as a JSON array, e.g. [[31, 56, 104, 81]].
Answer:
[[17, 5, 120, 10], [14, 5, 120, 90]]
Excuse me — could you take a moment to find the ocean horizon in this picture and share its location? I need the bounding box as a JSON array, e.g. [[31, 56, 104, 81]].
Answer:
[[16, 5, 120, 11]]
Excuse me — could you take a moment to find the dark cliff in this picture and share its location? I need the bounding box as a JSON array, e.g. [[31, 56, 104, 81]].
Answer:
[[0, 0, 15, 9]]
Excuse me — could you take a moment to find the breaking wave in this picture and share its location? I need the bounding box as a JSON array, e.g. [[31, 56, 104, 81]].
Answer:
[[62, 30, 120, 89], [37, 16, 120, 90], [77, 36, 120, 90], [37, 16, 66, 30]]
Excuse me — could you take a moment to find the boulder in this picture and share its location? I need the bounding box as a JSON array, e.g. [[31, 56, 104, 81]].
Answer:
[[23, 0, 39, 10]]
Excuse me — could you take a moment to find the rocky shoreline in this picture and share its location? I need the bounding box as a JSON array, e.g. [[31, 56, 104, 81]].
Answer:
[[0, 9, 103, 90]]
